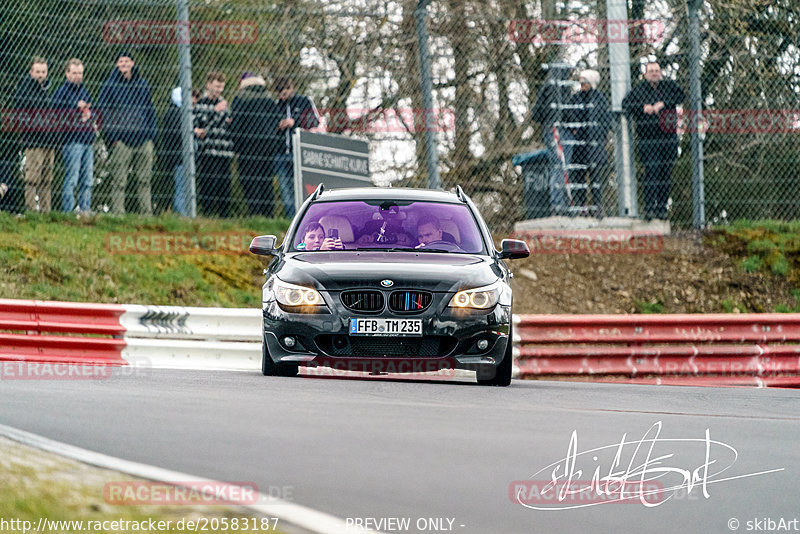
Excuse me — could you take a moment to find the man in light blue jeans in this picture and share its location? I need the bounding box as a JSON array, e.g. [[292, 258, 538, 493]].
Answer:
[[273, 152, 294, 218], [62, 142, 93, 212], [52, 58, 95, 213]]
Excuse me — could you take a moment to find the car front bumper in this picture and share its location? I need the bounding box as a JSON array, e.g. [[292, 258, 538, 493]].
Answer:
[[262, 295, 512, 373]]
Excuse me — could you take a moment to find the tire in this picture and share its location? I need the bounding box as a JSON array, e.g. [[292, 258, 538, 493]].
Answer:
[[262, 334, 299, 377], [477, 328, 513, 387]]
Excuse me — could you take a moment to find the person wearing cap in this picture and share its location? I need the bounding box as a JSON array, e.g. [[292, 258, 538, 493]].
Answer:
[[97, 51, 158, 215], [230, 72, 280, 217], [271, 76, 319, 218], [13, 56, 55, 212], [567, 69, 611, 216]]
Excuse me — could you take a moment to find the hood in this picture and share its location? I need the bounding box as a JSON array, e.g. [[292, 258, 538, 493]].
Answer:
[[239, 75, 266, 90], [171, 87, 182, 107], [275, 252, 502, 292]]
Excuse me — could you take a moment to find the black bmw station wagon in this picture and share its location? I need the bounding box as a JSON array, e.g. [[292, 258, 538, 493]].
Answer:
[[249, 186, 530, 386]]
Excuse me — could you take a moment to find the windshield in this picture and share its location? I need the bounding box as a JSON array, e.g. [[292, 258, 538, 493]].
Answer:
[[290, 200, 487, 254]]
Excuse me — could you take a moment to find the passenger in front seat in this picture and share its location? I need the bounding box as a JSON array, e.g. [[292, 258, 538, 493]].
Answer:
[[300, 222, 344, 251]]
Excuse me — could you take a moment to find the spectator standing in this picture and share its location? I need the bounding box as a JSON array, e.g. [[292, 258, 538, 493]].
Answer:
[[622, 60, 685, 220], [272, 76, 319, 218], [531, 63, 576, 216], [13, 56, 55, 212], [162, 87, 200, 216], [231, 73, 280, 217], [567, 69, 611, 216], [97, 51, 158, 215], [51, 58, 95, 215], [194, 71, 235, 218]]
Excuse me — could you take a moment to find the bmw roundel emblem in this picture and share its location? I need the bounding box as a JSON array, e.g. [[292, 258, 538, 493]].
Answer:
[[381, 279, 394, 288]]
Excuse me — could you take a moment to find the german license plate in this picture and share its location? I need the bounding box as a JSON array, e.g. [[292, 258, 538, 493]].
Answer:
[[349, 318, 422, 336]]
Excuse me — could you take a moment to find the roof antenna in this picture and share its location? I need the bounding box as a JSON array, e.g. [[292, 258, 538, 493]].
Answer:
[[456, 185, 467, 203], [311, 183, 324, 200]]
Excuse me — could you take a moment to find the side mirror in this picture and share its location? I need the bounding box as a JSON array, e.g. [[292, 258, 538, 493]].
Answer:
[[249, 235, 278, 256], [499, 239, 530, 260]]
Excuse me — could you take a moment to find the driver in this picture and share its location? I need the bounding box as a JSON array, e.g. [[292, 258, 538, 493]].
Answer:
[[416, 216, 443, 247]]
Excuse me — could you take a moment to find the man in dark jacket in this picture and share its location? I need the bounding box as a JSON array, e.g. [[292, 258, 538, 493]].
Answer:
[[567, 69, 611, 215], [97, 51, 157, 215], [622, 60, 685, 220], [531, 63, 575, 216], [13, 56, 55, 212], [194, 70, 235, 218], [231, 73, 280, 217], [272, 76, 319, 217], [51, 58, 96, 214]]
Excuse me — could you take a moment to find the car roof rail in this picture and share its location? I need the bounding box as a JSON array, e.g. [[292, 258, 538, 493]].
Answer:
[[456, 185, 468, 203], [310, 183, 324, 200]]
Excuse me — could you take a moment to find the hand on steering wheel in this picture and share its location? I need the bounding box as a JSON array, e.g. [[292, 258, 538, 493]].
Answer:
[[417, 239, 463, 252]]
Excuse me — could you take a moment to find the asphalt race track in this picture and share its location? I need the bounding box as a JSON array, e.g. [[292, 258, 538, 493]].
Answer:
[[1, 368, 799, 534]]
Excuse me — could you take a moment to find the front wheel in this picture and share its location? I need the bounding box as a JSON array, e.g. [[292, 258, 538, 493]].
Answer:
[[476, 329, 513, 387], [262, 334, 299, 377]]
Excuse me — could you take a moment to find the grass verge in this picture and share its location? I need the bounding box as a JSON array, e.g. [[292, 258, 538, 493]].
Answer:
[[0, 437, 287, 534], [711, 220, 800, 312], [0, 212, 288, 307]]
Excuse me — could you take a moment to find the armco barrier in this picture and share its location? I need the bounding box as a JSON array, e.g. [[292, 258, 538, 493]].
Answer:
[[0, 299, 128, 365], [3, 299, 800, 387], [0, 299, 261, 370], [514, 314, 800, 387]]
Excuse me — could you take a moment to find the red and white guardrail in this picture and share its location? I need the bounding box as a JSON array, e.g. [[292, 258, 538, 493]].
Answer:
[[0, 299, 261, 370], [2, 299, 799, 387], [514, 314, 800, 387]]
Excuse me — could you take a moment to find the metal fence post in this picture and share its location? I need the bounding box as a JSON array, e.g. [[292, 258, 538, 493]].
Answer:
[[688, 0, 706, 228], [415, 0, 441, 190], [606, 0, 636, 218], [177, 0, 196, 218]]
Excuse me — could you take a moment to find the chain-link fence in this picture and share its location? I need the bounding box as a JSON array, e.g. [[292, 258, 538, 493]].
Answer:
[[1, 0, 798, 229]]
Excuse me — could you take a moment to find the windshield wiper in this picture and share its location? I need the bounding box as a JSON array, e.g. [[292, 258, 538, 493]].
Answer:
[[353, 247, 456, 253], [354, 247, 420, 252]]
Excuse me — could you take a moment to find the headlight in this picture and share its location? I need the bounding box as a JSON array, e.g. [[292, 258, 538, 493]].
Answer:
[[448, 282, 501, 309], [273, 279, 325, 307]]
